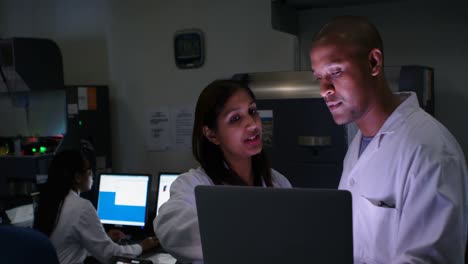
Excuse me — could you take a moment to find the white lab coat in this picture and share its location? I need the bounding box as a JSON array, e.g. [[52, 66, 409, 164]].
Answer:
[[339, 92, 468, 263], [154, 167, 292, 264], [50, 191, 142, 264]]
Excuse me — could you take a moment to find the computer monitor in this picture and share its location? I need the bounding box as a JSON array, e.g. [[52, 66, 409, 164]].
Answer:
[[155, 172, 180, 217], [97, 173, 151, 228]]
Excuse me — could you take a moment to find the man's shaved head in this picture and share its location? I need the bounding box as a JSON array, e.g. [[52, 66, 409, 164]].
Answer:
[[309, 15, 391, 128], [312, 16, 384, 59]]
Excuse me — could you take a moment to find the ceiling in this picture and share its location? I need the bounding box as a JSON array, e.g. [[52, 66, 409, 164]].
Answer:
[[282, 0, 394, 9]]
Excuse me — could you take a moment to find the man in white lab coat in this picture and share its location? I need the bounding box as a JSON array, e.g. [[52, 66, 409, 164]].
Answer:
[[309, 16, 467, 263]]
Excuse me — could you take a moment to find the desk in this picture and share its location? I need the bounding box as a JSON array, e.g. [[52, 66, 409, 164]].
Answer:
[[85, 252, 177, 264], [145, 253, 177, 264]]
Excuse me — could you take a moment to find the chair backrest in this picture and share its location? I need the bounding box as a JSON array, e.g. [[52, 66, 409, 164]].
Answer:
[[0, 224, 59, 264]]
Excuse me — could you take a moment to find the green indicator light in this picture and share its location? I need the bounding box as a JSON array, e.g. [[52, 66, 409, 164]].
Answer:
[[79, 120, 83, 126], [32, 148, 37, 153], [40, 146, 47, 153]]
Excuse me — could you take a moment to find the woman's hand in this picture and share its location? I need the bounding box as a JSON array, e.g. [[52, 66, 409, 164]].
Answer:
[[107, 229, 126, 242], [140, 236, 160, 252]]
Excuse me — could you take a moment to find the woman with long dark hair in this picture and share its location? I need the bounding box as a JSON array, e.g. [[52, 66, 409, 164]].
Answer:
[[34, 149, 158, 264], [154, 80, 291, 264]]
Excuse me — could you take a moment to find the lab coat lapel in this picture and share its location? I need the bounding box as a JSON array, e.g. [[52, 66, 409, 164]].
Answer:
[[346, 134, 381, 180], [343, 92, 416, 182]]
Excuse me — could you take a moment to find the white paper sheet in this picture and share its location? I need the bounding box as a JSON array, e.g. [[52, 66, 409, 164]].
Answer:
[[146, 107, 171, 151], [6, 204, 34, 227]]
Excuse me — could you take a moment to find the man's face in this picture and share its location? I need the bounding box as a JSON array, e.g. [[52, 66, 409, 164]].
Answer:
[[310, 39, 373, 125]]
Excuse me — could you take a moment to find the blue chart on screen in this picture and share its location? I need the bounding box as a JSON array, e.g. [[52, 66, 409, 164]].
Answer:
[[97, 174, 150, 227]]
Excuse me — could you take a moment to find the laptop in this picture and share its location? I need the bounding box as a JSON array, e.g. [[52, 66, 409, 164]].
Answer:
[[155, 172, 180, 217], [96, 173, 152, 239], [195, 186, 353, 264]]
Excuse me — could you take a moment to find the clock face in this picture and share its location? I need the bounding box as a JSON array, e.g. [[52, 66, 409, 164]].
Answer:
[[176, 34, 201, 58], [174, 30, 204, 69]]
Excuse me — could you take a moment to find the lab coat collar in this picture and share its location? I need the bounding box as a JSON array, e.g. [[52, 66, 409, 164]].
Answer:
[[348, 92, 420, 165], [373, 92, 419, 148], [378, 92, 419, 134]]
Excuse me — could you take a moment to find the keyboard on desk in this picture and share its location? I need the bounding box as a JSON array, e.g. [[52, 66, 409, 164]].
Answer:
[[118, 232, 152, 245], [139, 246, 167, 259], [111, 255, 153, 264], [141, 252, 177, 264], [117, 237, 134, 245]]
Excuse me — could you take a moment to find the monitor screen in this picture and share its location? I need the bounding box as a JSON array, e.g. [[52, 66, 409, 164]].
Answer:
[[97, 173, 150, 227], [156, 172, 180, 217]]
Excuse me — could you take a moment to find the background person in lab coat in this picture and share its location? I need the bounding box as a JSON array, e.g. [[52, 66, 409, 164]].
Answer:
[[309, 15, 467, 263], [34, 149, 159, 264], [154, 79, 292, 264]]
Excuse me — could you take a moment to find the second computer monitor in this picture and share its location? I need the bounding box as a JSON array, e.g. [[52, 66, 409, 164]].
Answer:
[[156, 172, 180, 217]]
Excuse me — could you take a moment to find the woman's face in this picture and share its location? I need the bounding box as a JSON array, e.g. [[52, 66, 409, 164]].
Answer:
[[76, 159, 93, 192], [204, 89, 263, 163]]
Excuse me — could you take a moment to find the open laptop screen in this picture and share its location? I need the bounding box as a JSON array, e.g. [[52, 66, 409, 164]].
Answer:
[[155, 172, 180, 217], [97, 173, 150, 227], [195, 186, 353, 264]]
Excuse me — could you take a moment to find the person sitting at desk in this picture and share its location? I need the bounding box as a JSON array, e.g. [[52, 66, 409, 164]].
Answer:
[[154, 79, 292, 264], [34, 149, 159, 264]]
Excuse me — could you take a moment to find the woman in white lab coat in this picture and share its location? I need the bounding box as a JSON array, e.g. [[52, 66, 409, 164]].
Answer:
[[154, 79, 292, 264], [34, 150, 159, 264]]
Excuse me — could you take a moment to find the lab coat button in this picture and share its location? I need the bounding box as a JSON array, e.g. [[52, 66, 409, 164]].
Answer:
[[349, 178, 355, 186]]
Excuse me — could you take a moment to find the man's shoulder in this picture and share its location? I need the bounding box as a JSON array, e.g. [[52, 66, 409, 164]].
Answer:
[[400, 108, 448, 142], [396, 109, 464, 160]]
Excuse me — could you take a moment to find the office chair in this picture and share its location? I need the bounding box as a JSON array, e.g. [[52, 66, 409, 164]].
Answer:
[[0, 224, 59, 264]]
